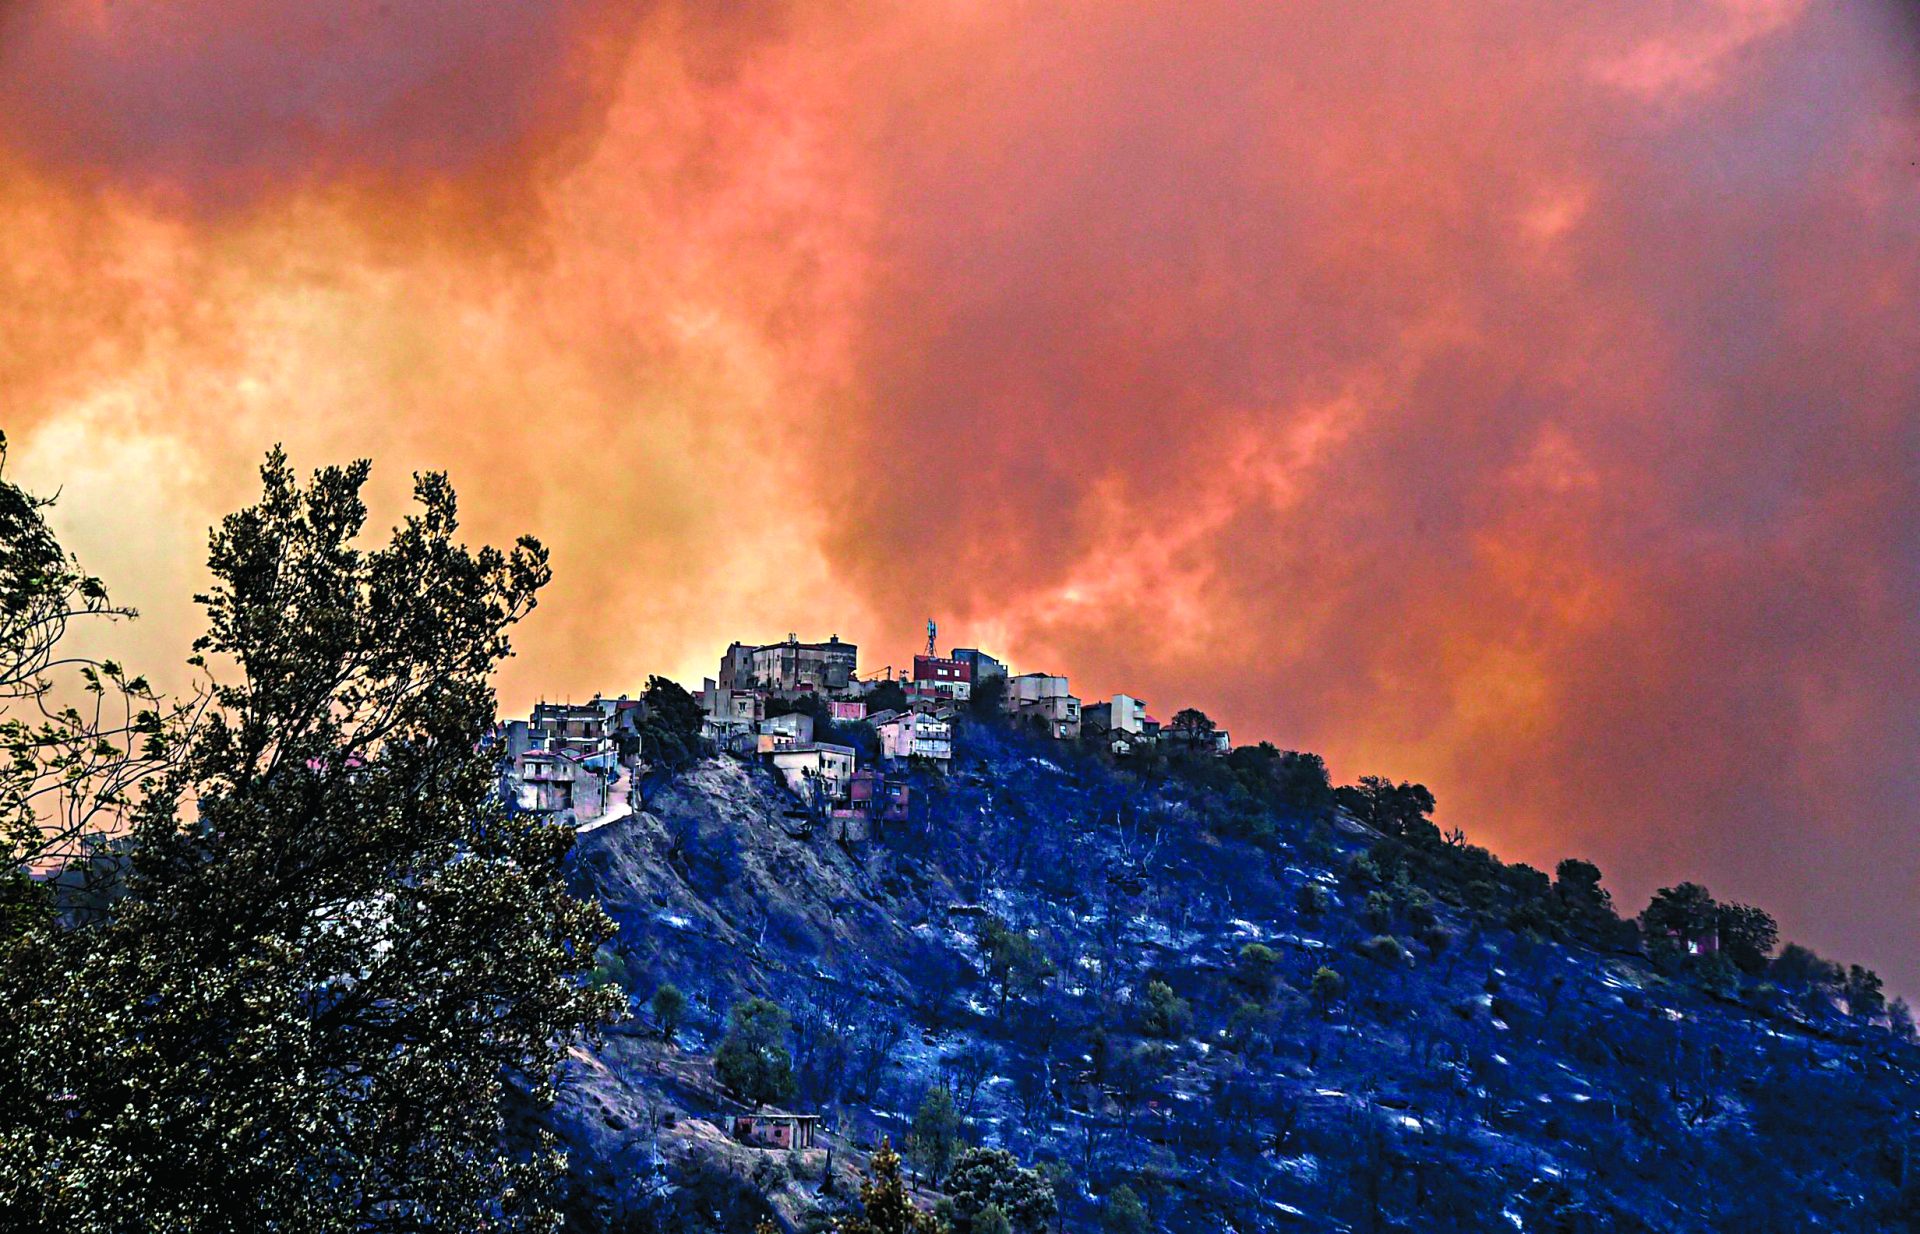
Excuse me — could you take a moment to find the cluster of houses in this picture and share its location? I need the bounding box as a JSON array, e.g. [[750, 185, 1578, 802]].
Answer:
[[692, 629, 1230, 816], [494, 625, 1231, 829], [496, 698, 644, 827]]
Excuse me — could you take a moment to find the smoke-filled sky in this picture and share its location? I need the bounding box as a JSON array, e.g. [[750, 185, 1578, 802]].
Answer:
[[4, 2, 1919, 984]]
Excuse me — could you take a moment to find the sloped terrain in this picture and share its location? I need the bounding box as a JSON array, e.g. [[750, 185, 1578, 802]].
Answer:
[[545, 727, 1920, 1233]]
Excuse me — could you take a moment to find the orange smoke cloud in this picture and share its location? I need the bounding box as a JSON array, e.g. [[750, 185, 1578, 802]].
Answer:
[[2, 1, 1918, 986]]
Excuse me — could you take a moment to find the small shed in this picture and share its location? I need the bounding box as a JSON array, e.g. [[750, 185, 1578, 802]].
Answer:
[[732, 1110, 821, 1150]]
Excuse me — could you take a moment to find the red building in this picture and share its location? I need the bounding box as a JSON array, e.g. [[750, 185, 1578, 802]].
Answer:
[[911, 655, 973, 701], [841, 767, 912, 822]]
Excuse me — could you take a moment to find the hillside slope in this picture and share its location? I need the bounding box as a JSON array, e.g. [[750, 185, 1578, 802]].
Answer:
[[544, 726, 1920, 1233]]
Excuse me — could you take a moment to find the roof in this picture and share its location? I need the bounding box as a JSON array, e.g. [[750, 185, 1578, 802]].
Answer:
[[740, 1108, 820, 1121]]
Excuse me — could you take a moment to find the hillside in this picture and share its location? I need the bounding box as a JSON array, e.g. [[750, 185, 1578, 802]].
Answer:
[[542, 723, 1920, 1233]]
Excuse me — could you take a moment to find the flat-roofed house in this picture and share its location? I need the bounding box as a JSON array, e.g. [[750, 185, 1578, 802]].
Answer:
[[874, 710, 952, 761], [767, 742, 858, 803], [732, 1111, 820, 1150]]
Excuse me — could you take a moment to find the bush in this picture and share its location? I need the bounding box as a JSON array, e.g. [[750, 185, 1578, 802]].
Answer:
[[1234, 943, 1281, 998], [1311, 966, 1346, 1014], [1139, 980, 1193, 1039], [1359, 935, 1411, 967], [1101, 1185, 1151, 1234]]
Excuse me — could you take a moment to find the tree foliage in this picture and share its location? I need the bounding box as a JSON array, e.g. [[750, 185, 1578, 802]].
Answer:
[[1169, 708, 1215, 735], [639, 675, 706, 771], [0, 435, 197, 934], [978, 916, 1056, 1012], [0, 450, 615, 1232], [1640, 882, 1718, 947], [838, 1139, 941, 1234], [652, 982, 688, 1043], [942, 1146, 1056, 1234], [715, 997, 797, 1107], [908, 1085, 965, 1183], [1334, 776, 1438, 842], [1138, 979, 1193, 1038], [1714, 903, 1778, 976]]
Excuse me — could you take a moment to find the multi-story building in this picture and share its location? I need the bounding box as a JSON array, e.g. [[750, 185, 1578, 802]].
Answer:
[[1014, 693, 1081, 741], [529, 701, 611, 760], [719, 635, 859, 693], [839, 768, 912, 824], [874, 710, 952, 761], [950, 648, 1007, 684], [911, 654, 972, 702], [511, 749, 608, 819], [1085, 693, 1148, 736], [1005, 673, 1071, 709]]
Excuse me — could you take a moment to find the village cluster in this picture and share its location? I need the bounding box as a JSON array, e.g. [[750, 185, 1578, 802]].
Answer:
[[495, 624, 1231, 830]]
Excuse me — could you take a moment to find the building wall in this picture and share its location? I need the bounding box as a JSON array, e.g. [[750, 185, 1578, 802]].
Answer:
[[951, 648, 1007, 682], [745, 635, 859, 692], [876, 712, 951, 761], [1111, 693, 1147, 734], [912, 655, 973, 701], [1007, 673, 1070, 706], [769, 743, 857, 801], [760, 712, 815, 745]]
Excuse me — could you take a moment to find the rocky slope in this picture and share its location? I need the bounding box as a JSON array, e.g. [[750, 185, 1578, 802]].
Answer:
[[543, 725, 1920, 1233]]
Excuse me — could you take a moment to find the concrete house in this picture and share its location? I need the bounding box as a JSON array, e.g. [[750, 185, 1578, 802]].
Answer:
[[911, 654, 973, 702], [1005, 673, 1071, 709], [732, 1111, 820, 1150], [1015, 693, 1081, 741], [768, 742, 858, 803], [875, 710, 952, 761], [756, 711, 815, 751], [839, 767, 911, 823], [512, 749, 607, 820], [950, 648, 1007, 684], [721, 634, 858, 693]]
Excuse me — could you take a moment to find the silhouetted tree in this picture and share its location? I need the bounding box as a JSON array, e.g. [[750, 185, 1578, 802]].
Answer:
[[0, 451, 615, 1232], [1640, 883, 1718, 949], [1714, 903, 1778, 976], [1844, 965, 1886, 1020], [639, 675, 705, 771], [1335, 776, 1438, 841]]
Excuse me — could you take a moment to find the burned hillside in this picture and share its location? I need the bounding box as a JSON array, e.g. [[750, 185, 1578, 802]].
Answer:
[[550, 722, 1920, 1234]]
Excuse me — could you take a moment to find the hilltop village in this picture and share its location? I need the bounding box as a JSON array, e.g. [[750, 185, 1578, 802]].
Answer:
[[497, 626, 1231, 836], [492, 626, 1920, 1233]]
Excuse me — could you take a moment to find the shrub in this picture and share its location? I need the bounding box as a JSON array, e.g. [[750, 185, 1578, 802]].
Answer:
[[1359, 935, 1411, 967], [1139, 980, 1193, 1039]]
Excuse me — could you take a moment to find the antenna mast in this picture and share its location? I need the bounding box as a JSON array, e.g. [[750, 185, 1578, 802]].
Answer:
[[926, 617, 937, 659]]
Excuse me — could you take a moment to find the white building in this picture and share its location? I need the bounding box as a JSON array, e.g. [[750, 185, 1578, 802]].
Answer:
[[768, 742, 858, 802], [1005, 673, 1071, 709], [757, 711, 815, 751], [1108, 693, 1147, 735], [874, 710, 952, 762]]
